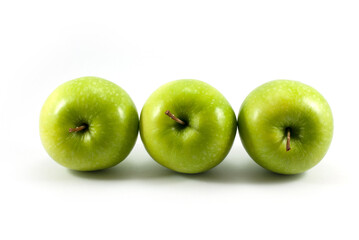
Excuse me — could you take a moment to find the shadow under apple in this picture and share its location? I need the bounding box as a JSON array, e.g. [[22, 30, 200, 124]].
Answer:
[[68, 157, 174, 181], [68, 156, 305, 184], [182, 157, 306, 184]]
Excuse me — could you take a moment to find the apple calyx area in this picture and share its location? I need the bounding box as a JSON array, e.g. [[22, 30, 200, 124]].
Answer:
[[69, 125, 87, 133], [286, 128, 291, 152], [165, 110, 186, 125]]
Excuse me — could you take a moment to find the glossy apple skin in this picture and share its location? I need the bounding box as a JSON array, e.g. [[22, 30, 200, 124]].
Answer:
[[40, 77, 139, 171], [238, 80, 333, 174], [140, 79, 237, 174]]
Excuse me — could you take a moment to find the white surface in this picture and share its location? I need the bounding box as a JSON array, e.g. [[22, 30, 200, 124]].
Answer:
[[1, 1, 358, 239]]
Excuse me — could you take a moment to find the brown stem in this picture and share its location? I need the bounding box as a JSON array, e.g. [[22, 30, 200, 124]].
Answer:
[[165, 110, 186, 125], [69, 125, 87, 133], [286, 128, 291, 152]]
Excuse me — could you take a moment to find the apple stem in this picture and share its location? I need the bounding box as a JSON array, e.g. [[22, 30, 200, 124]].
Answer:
[[286, 128, 291, 152], [69, 125, 87, 133], [165, 110, 186, 125]]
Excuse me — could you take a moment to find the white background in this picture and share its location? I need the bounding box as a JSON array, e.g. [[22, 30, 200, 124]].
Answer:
[[1, 0, 358, 239]]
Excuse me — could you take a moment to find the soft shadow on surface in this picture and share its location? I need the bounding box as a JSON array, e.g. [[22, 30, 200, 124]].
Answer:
[[68, 157, 174, 181], [183, 157, 306, 184], [68, 156, 305, 184]]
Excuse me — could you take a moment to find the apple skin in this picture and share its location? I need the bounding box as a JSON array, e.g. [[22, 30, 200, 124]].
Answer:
[[238, 80, 333, 175], [39, 76, 139, 171], [140, 79, 237, 174]]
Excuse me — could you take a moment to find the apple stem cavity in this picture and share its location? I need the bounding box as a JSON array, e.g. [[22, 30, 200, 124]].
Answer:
[[165, 110, 186, 125], [286, 128, 291, 152], [69, 125, 87, 133]]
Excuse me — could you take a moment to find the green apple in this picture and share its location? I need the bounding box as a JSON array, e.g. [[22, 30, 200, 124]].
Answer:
[[140, 79, 237, 174], [39, 76, 139, 171], [238, 80, 333, 174]]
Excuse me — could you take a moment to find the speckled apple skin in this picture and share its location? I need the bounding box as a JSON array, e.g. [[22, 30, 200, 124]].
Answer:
[[140, 79, 237, 174], [238, 80, 333, 174], [40, 77, 139, 171]]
